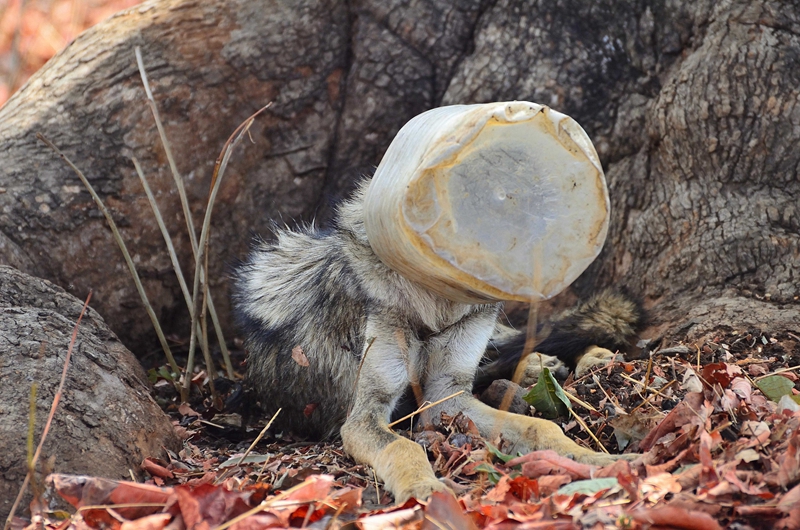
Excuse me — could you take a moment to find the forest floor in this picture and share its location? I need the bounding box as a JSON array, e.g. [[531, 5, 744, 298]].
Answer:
[[19, 326, 800, 530]]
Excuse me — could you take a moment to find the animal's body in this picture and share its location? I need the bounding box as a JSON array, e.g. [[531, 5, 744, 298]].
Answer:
[[233, 181, 642, 502]]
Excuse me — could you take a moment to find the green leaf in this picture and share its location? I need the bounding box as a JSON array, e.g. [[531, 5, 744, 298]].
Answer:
[[557, 477, 620, 496], [757, 375, 795, 402], [485, 441, 514, 463], [473, 463, 503, 485], [523, 367, 571, 419], [158, 365, 176, 382]]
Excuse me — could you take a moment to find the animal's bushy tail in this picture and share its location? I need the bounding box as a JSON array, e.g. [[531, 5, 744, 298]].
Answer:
[[475, 290, 646, 390]]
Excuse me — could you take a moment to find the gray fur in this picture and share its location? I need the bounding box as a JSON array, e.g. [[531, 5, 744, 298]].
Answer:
[[233, 181, 497, 438], [233, 179, 643, 501]]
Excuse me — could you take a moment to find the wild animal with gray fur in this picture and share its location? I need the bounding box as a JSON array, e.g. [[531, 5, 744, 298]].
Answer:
[[233, 181, 643, 503]]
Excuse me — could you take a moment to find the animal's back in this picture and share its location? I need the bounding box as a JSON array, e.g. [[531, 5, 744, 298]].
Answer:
[[233, 227, 367, 438]]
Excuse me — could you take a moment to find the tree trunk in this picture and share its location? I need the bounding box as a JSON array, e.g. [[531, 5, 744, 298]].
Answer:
[[0, 0, 797, 354]]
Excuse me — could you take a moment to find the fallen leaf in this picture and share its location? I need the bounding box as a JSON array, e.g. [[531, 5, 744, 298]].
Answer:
[[640, 473, 682, 503], [556, 477, 619, 496], [757, 375, 795, 402], [507, 450, 596, 480], [640, 392, 704, 451], [356, 507, 423, 529], [682, 366, 704, 393], [731, 377, 753, 401], [422, 491, 479, 530], [522, 367, 570, 419], [142, 458, 174, 480], [629, 506, 722, 530], [291, 345, 310, 367], [119, 513, 172, 530]]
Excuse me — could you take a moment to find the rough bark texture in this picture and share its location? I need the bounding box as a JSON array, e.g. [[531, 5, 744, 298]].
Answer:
[[0, 265, 180, 520], [0, 0, 797, 354]]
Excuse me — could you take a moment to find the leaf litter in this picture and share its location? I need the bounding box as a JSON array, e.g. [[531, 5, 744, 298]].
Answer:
[[12, 329, 800, 529]]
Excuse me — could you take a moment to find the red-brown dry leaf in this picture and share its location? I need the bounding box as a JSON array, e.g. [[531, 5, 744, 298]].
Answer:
[[731, 377, 754, 402], [355, 506, 423, 529], [81, 509, 122, 530], [484, 475, 512, 503], [640, 392, 704, 451], [699, 430, 720, 490], [640, 473, 682, 503], [170, 483, 256, 528], [50, 475, 172, 520], [722, 470, 772, 499], [780, 483, 800, 513], [780, 432, 800, 489], [507, 450, 595, 479], [173, 487, 203, 529], [281, 474, 333, 502], [291, 346, 310, 367], [421, 491, 478, 530], [595, 458, 631, 479], [262, 475, 335, 526], [178, 404, 200, 417], [506, 476, 539, 502], [329, 486, 363, 513], [227, 513, 282, 530], [702, 363, 733, 388], [536, 475, 572, 496], [142, 458, 174, 480], [629, 506, 723, 530], [119, 513, 172, 530]]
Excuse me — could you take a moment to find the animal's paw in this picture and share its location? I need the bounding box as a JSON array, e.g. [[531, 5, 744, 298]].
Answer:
[[575, 346, 619, 377], [393, 477, 451, 505], [518, 353, 569, 387]]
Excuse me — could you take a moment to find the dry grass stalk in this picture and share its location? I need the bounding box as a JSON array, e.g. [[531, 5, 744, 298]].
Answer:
[[135, 47, 234, 379], [36, 134, 183, 386], [568, 408, 610, 454], [231, 408, 282, 468], [183, 103, 272, 396], [3, 292, 92, 530], [387, 390, 465, 428], [133, 155, 218, 402]]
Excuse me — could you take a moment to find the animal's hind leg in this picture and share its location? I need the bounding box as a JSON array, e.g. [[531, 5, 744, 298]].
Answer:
[[422, 307, 631, 466], [341, 316, 447, 503]]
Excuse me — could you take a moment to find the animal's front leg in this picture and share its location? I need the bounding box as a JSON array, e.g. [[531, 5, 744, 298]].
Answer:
[[341, 317, 447, 504], [423, 307, 631, 466]]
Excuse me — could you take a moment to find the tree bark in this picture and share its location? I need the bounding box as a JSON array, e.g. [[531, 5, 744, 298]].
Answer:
[[0, 266, 180, 520], [0, 0, 797, 354]]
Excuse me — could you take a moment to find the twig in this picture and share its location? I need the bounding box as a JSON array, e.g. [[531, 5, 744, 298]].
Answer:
[[372, 469, 381, 505], [568, 408, 609, 454], [593, 374, 625, 414], [76, 503, 167, 512], [387, 391, 465, 428], [184, 103, 272, 397], [348, 337, 376, 417], [629, 379, 677, 414], [212, 478, 322, 530], [695, 343, 701, 371], [642, 354, 653, 396], [36, 134, 182, 390], [4, 292, 92, 530], [754, 364, 800, 382], [231, 409, 282, 468], [563, 389, 599, 413], [135, 47, 234, 379]]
